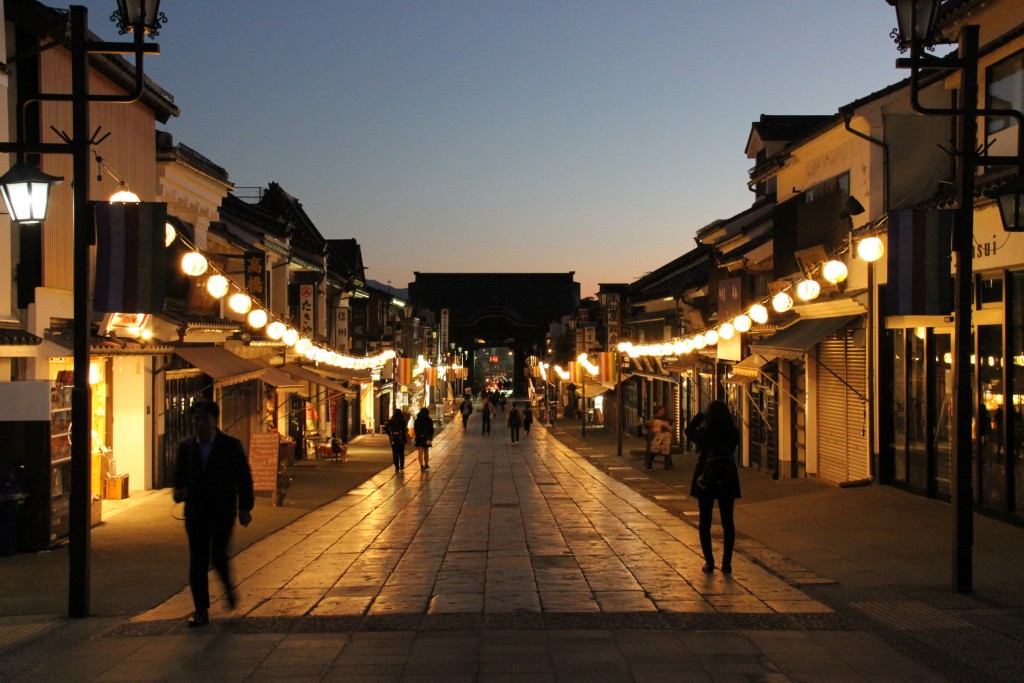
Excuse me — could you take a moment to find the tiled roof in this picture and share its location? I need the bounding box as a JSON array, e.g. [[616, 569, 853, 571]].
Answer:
[[0, 327, 42, 346]]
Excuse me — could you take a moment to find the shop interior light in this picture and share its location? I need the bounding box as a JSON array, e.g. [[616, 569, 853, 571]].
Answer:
[[749, 304, 769, 324], [205, 274, 228, 298], [181, 251, 208, 276], [772, 291, 794, 313], [796, 279, 821, 301], [857, 236, 885, 262]]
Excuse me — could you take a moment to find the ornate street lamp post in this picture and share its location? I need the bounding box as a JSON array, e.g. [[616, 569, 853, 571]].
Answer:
[[0, 2, 164, 617]]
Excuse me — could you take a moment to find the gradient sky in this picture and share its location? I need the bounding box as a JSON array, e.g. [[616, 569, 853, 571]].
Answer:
[[78, 1, 905, 298]]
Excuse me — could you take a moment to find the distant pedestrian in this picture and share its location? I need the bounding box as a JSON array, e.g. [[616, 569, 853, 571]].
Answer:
[[523, 406, 534, 436], [499, 394, 507, 413], [459, 398, 473, 429], [172, 399, 254, 628], [413, 407, 434, 471], [385, 410, 408, 473], [507, 404, 522, 443], [685, 400, 741, 574], [481, 398, 494, 435]]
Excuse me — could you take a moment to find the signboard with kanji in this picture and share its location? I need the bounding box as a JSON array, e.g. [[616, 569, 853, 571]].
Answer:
[[299, 284, 314, 336]]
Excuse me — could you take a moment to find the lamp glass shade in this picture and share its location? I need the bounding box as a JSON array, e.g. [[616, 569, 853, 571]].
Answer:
[[857, 236, 885, 262], [995, 176, 1024, 232], [889, 0, 941, 46], [0, 162, 62, 224], [116, 0, 162, 33]]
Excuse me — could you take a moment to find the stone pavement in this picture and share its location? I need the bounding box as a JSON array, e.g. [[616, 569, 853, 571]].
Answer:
[[2, 417, 1024, 681]]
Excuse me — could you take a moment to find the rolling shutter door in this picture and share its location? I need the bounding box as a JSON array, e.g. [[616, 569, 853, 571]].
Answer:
[[816, 332, 869, 483]]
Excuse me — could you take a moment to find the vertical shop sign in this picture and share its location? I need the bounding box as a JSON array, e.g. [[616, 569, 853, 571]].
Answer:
[[244, 251, 266, 305], [605, 294, 620, 350], [334, 304, 349, 352], [440, 308, 449, 358], [299, 284, 314, 336]]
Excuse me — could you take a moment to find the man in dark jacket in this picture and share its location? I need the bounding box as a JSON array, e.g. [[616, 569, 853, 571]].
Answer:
[[173, 399, 254, 627]]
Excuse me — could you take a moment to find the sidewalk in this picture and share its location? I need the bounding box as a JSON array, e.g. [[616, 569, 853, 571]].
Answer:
[[2, 418, 1024, 681]]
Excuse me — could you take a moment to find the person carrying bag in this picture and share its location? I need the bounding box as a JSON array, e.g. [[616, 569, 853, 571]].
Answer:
[[686, 400, 741, 574]]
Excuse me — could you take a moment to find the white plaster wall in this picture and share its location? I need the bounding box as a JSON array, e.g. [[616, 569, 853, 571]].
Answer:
[[112, 355, 153, 490]]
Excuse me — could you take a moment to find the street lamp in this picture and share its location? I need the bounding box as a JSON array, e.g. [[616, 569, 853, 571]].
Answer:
[[0, 1, 163, 617], [0, 162, 63, 223], [887, 0, 1023, 593]]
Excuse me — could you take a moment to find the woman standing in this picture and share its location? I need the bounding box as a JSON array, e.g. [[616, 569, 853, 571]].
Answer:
[[522, 405, 534, 436], [685, 400, 741, 574], [413, 408, 434, 471], [385, 410, 409, 474]]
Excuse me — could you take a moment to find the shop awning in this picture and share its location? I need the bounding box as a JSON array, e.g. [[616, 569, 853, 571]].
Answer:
[[306, 363, 373, 384], [174, 346, 266, 387], [249, 358, 302, 388], [748, 315, 859, 360], [281, 363, 356, 398], [724, 353, 771, 384]]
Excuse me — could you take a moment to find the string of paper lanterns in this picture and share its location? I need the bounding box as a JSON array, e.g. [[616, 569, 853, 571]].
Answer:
[[173, 232, 395, 370], [618, 229, 886, 359]]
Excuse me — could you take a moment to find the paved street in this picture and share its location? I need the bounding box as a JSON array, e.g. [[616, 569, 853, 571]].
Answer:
[[3, 418, 1024, 681]]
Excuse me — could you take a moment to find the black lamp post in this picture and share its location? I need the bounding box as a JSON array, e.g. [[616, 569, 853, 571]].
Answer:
[[887, 0, 1024, 593], [0, 2, 163, 617]]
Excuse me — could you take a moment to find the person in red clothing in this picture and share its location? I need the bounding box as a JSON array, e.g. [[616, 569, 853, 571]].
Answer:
[[173, 399, 254, 627]]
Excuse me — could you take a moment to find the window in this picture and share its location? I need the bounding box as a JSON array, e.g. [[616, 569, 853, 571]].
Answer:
[[986, 50, 1023, 156]]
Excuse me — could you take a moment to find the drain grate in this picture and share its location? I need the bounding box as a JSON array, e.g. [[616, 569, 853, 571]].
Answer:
[[851, 600, 973, 631]]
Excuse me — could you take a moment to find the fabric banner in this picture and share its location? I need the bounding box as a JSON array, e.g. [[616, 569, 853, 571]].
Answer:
[[423, 366, 437, 385], [597, 352, 618, 383], [94, 202, 167, 313], [567, 361, 581, 385], [886, 208, 953, 316], [396, 358, 414, 386]]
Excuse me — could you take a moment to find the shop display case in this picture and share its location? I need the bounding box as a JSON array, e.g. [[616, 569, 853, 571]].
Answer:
[[0, 379, 73, 551]]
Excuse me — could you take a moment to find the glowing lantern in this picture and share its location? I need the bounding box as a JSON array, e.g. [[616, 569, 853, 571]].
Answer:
[[733, 314, 752, 333], [228, 292, 252, 314], [749, 304, 769, 324], [796, 279, 821, 301], [205, 274, 228, 298], [718, 323, 735, 340], [282, 328, 299, 347], [822, 260, 849, 284], [857, 236, 884, 262], [266, 321, 286, 340], [772, 291, 794, 313], [247, 309, 268, 329], [181, 251, 208, 276]]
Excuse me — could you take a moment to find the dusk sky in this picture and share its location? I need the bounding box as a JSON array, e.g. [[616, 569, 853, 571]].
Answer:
[[80, 1, 905, 298]]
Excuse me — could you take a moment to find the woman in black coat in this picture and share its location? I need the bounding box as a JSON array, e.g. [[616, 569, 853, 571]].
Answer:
[[385, 411, 409, 473], [413, 408, 435, 471], [685, 400, 741, 574]]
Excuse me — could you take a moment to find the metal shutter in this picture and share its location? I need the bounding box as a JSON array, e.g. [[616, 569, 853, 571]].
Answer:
[[816, 332, 869, 483]]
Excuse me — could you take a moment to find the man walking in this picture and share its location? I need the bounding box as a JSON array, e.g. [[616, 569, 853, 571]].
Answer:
[[173, 399, 254, 627], [459, 397, 473, 429]]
